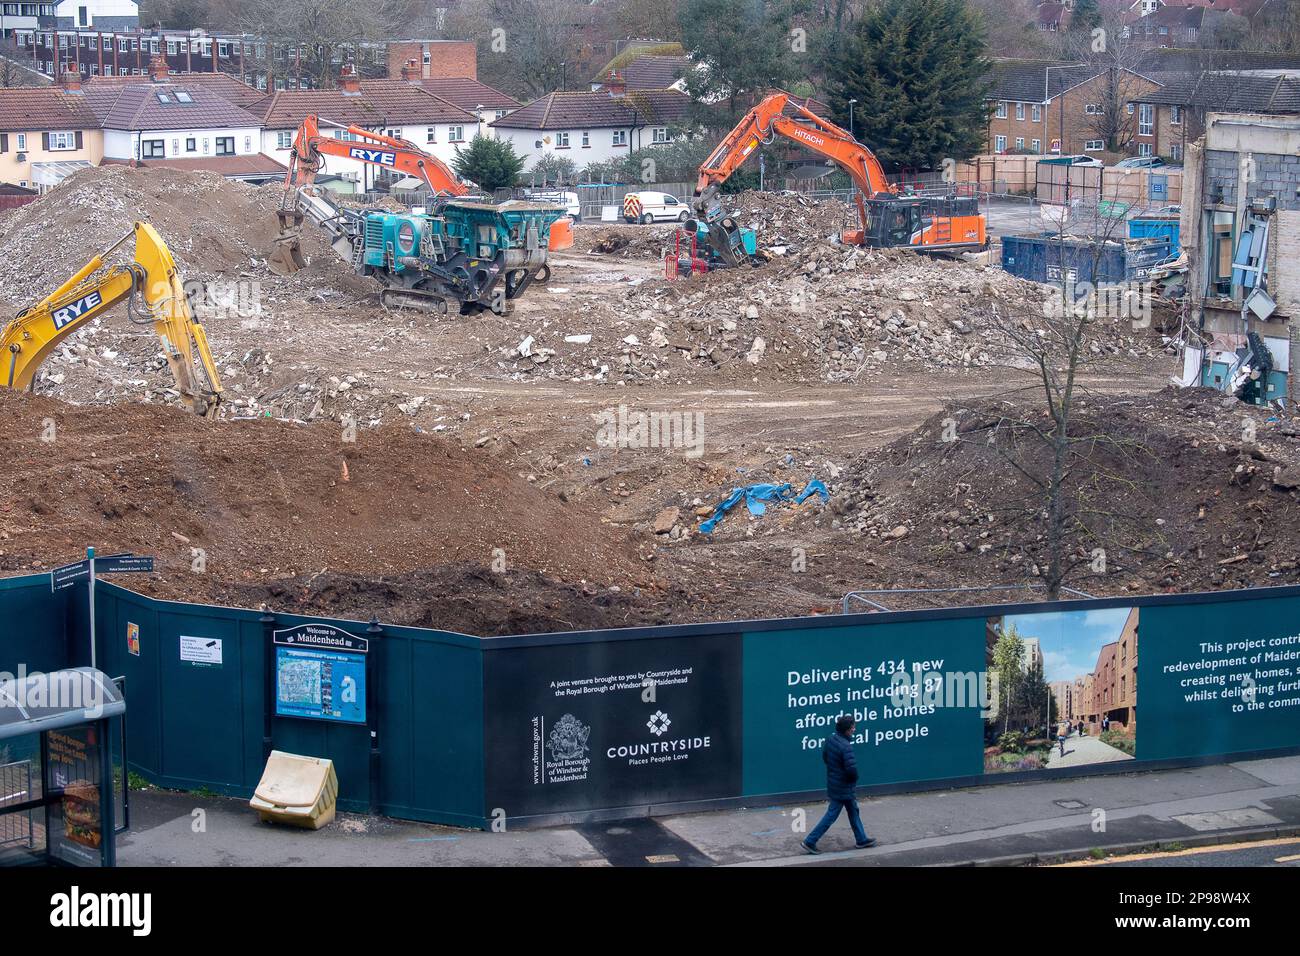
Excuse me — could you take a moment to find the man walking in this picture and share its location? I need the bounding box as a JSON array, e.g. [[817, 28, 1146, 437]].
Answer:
[[802, 715, 877, 854]]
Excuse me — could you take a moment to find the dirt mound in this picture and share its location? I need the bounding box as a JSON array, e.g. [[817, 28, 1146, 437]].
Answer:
[[0, 392, 652, 607], [828, 387, 1300, 594]]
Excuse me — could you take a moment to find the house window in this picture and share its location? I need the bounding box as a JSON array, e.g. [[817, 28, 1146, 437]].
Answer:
[[1031, 138, 1041, 152], [77, 4, 86, 25], [218, 42, 229, 57], [104, 65, 112, 75], [142, 138, 165, 159], [995, 101, 1007, 119], [554, 131, 569, 148], [426, 127, 436, 143], [276, 130, 292, 149], [47, 131, 77, 150], [612, 130, 627, 147], [1085, 103, 1102, 115], [167, 39, 178, 55], [1170, 143, 1182, 161], [581, 130, 590, 147], [995, 134, 1007, 152], [16, 133, 26, 151], [1170, 105, 1183, 126], [1031, 105, 1041, 123], [652, 127, 669, 143], [1015, 137, 1024, 150], [1084, 140, 1104, 152], [186, 137, 197, 152], [1138, 142, 1153, 157], [174, 91, 192, 103], [1015, 102, 1025, 120], [87, 35, 96, 50], [215, 137, 235, 156], [448, 125, 465, 142], [1138, 103, 1154, 136], [118, 37, 128, 52], [172, 138, 179, 153]]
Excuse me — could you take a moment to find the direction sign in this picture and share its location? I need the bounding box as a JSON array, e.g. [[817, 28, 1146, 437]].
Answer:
[[50, 560, 90, 592], [98, 555, 154, 574]]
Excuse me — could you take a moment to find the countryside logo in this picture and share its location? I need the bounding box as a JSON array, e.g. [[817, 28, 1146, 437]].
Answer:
[[646, 710, 671, 736]]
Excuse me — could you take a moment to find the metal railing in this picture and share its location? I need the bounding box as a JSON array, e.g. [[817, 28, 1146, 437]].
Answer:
[[0, 759, 36, 850]]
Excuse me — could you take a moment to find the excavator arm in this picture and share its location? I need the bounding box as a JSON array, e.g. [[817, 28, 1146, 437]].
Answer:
[[2, 222, 223, 417], [693, 92, 898, 265], [270, 115, 470, 275]]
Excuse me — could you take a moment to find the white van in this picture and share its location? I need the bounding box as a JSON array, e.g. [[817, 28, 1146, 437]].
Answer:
[[623, 191, 692, 223]]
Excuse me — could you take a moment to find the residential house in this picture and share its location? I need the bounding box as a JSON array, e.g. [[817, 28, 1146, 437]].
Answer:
[[489, 88, 693, 173], [1125, 4, 1247, 47], [86, 53, 267, 110], [85, 61, 280, 182], [1178, 110, 1300, 401], [591, 52, 693, 93], [253, 66, 479, 191], [1131, 69, 1300, 161], [0, 69, 101, 191], [411, 74, 520, 127], [985, 58, 1163, 158]]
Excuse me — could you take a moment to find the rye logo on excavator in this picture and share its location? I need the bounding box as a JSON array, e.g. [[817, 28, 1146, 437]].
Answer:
[[51, 290, 102, 330], [348, 147, 396, 167]]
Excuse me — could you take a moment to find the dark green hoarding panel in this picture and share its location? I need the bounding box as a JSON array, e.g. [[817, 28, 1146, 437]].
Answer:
[[742, 619, 987, 797], [1139, 595, 1300, 761]]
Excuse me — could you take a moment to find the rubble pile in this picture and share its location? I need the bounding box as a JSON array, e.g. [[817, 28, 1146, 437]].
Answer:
[[725, 189, 857, 250], [826, 388, 1300, 593], [498, 240, 1162, 383]]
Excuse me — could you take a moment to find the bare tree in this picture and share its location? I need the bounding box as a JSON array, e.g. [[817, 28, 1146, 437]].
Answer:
[[446, 0, 586, 97], [227, 0, 407, 87], [1057, 11, 1152, 153], [0, 38, 44, 88], [955, 183, 1163, 598]]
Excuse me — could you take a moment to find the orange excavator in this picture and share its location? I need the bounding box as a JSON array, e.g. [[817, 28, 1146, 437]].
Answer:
[[267, 116, 572, 314], [692, 92, 986, 265]]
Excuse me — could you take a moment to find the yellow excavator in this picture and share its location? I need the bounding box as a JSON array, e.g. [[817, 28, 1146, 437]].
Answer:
[[2, 222, 223, 417]]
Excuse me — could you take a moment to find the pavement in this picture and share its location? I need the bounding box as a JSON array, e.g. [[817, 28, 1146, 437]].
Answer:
[[116, 754, 1300, 867], [1045, 732, 1134, 769]]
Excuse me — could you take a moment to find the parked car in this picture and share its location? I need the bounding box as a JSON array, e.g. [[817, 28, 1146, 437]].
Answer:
[[1042, 154, 1103, 167], [1113, 156, 1166, 170], [623, 191, 692, 223]]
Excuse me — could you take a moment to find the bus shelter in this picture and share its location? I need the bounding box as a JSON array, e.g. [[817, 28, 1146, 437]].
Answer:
[[0, 668, 126, 867]]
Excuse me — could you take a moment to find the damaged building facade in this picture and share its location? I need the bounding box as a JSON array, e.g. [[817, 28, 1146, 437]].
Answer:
[[1179, 112, 1300, 404]]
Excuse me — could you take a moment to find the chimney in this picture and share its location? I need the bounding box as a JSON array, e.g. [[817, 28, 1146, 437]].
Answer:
[[605, 71, 626, 95], [339, 63, 361, 94], [59, 67, 82, 92], [400, 58, 419, 82], [149, 53, 169, 81]]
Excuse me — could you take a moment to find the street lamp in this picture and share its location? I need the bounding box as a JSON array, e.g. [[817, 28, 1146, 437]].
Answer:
[[848, 99, 857, 138]]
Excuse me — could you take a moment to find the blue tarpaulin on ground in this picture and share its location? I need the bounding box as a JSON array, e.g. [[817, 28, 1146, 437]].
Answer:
[[698, 478, 829, 535]]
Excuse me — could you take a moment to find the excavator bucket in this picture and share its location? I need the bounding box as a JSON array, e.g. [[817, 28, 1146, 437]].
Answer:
[[268, 208, 307, 276]]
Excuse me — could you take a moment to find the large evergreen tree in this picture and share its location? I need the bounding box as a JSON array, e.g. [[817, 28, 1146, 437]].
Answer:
[[828, 0, 993, 170], [452, 135, 527, 192]]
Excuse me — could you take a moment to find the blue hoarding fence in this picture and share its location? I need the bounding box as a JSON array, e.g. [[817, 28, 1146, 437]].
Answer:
[[4, 571, 1300, 830]]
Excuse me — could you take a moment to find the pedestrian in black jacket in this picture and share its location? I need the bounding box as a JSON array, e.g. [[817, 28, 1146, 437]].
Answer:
[[802, 715, 877, 853]]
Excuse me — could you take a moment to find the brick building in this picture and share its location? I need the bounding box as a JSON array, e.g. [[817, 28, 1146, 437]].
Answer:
[[1068, 607, 1138, 735], [984, 59, 1162, 159]]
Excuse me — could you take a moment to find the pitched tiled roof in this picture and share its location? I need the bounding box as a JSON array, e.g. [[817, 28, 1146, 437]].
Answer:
[[413, 77, 521, 111], [1134, 70, 1300, 111], [86, 82, 262, 131], [986, 59, 1103, 102], [490, 89, 692, 130], [779, 91, 831, 118], [88, 72, 266, 110], [0, 88, 100, 132], [251, 81, 477, 129], [614, 55, 692, 90], [1136, 47, 1300, 73]]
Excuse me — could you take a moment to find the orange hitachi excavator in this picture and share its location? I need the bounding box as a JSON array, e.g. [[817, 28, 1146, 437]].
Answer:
[[692, 92, 986, 265]]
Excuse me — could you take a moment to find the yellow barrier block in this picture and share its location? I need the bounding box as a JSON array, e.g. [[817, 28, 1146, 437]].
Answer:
[[250, 751, 339, 830]]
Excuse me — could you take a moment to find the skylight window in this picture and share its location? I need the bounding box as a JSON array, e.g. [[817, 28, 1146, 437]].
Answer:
[[156, 92, 171, 103], [175, 91, 193, 103]]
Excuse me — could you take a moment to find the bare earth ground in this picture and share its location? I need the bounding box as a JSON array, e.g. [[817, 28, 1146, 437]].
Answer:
[[9, 169, 1297, 635]]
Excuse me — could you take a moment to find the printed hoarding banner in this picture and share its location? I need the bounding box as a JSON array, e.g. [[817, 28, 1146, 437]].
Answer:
[[483, 633, 742, 817]]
